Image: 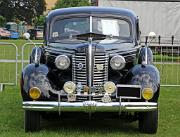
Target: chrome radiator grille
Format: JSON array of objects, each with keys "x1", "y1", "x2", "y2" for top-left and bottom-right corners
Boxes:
[{"x1": 72, "y1": 52, "x2": 108, "y2": 93}]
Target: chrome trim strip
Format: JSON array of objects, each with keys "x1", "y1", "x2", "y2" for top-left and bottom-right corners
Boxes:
[
  {"x1": 145, "y1": 46, "x2": 148, "y2": 64},
  {"x1": 88, "y1": 38, "x2": 93, "y2": 89},
  {"x1": 116, "y1": 84, "x2": 141, "y2": 88},
  {"x1": 35, "y1": 47, "x2": 38, "y2": 64},
  {"x1": 23, "y1": 101, "x2": 158, "y2": 112},
  {"x1": 90, "y1": 16, "x2": 92, "y2": 33}
]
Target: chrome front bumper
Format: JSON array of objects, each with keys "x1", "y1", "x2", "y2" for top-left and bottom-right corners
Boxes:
[{"x1": 22, "y1": 101, "x2": 158, "y2": 112}]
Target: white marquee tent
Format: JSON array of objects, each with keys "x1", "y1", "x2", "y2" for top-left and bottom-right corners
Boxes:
[{"x1": 99, "y1": 0, "x2": 180, "y2": 37}]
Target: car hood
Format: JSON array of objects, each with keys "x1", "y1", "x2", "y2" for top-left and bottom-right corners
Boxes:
[{"x1": 46, "y1": 41, "x2": 139, "y2": 56}]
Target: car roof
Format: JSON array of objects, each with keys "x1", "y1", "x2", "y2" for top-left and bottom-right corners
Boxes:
[{"x1": 47, "y1": 6, "x2": 138, "y2": 20}]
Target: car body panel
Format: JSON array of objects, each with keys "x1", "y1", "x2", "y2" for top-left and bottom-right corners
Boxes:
[{"x1": 21, "y1": 7, "x2": 160, "y2": 128}]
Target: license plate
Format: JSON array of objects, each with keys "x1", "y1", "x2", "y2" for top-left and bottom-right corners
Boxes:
[{"x1": 116, "y1": 84, "x2": 141, "y2": 98}]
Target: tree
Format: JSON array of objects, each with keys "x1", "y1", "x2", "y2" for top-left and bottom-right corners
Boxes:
[
  {"x1": 53, "y1": 0, "x2": 90, "y2": 9},
  {"x1": 34, "y1": 15, "x2": 45, "y2": 26},
  {"x1": 0, "y1": 0, "x2": 46, "y2": 24},
  {"x1": 0, "y1": 0, "x2": 15, "y2": 22},
  {"x1": 0, "y1": 15, "x2": 6, "y2": 27}
]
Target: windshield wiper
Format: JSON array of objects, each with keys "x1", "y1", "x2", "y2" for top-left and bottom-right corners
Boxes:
[
  {"x1": 51, "y1": 32, "x2": 132, "y2": 43},
  {"x1": 75, "y1": 32, "x2": 132, "y2": 41}
]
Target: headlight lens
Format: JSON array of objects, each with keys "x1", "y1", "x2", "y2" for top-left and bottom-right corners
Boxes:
[
  {"x1": 29, "y1": 87, "x2": 41, "y2": 100},
  {"x1": 110, "y1": 55, "x2": 126, "y2": 70},
  {"x1": 55, "y1": 55, "x2": 70, "y2": 70},
  {"x1": 63, "y1": 81, "x2": 76, "y2": 94},
  {"x1": 142, "y1": 88, "x2": 154, "y2": 100},
  {"x1": 104, "y1": 82, "x2": 116, "y2": 94}
]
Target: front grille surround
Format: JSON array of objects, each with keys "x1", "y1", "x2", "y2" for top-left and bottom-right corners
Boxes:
[{"x1": 72, "y1": 52, "x2": 108, "y2": 94}]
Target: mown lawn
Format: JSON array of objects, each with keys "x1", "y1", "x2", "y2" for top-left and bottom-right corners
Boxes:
[
  {"x1": 0, "y1": 86, "x2": 180, "y2": 137},
  {"x1": 0, "y1": 39, "x2": 42, "y2": 84},
  {"x1": 0, "y1": 40, "x2": 180, "y2": 136}
]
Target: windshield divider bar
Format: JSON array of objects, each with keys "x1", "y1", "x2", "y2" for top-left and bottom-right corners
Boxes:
[{"x1": 90, "y1": 16, "x2": 92, "y2": 33}]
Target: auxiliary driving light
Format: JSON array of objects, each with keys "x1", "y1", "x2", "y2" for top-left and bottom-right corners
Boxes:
[
  {"x1": 63, "y1": 81, "x2": 76, "y2": 94},
  {"x1": 29, "y1": 87, "x2": 41, "y2": 100},
  {"x1": 142, "y1": 88, "x2": 154, "y2": 100},
  {"x1": 104, "y1": 82, "x2": 116, "y2": 94},
  {"x1": 55, "y1": 55, "x2": 70, "y2": 70},
  {"x1": 110, "y1": 55, "x2": 126, "y2": 70}
]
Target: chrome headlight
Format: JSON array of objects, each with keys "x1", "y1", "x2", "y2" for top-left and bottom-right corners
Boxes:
[
  {"x1": 63, "y1": 81, "x2": 76, "y2": 94},
  {"x1": 55, "y1": 55, "x2": 70, "y2": 70},
  {"x1": 110, "y1": 55, "x2": 126, "y2": 70}
]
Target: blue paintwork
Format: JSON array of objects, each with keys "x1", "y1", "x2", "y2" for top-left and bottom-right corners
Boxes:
[
  {"x1": 21, "y1": 7, "x2": 160, "y2": 102},
  {"x1": 138, "y1": 47, "x2": 153, "y2": 64},
  {"x1": 21, "y1": 64, "x2": 50, "y2": 99},
  {"x1": 126, "y1": 64, "x2": 160, "y2": 101}
]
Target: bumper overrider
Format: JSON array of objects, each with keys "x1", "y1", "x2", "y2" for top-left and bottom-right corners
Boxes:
[{"x1": 22, "y1": 101, "x2": 157, "y2": 113}]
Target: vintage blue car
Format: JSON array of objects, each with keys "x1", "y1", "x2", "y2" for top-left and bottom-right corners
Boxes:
[{"x1": 21, "y1": 7, "x2": 160, "y2": 133}]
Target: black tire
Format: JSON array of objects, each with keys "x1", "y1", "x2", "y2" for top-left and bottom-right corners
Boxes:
[
  {"x1": 24, "y1": 110, "x2": 40, "y2": 132},
  {"x1": 139, "y1": 110, "x2": 158, "y2": 134}
]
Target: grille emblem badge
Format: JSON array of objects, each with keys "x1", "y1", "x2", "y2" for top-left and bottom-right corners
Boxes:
[
  {"x1": 102, "y1": 94, "x2": 111, "y2": 103},
  {"x1": 90, "y1": 86, "x2": 96, "y2": 93},
  {"x1": 68, "y1": 94, "x2": 76, "y2": 102},
  {"x1": 77, "y1": 63, "x2": 84, "y2": 70},
  {"x1": 83, "y1": 85, "x2": 89, "y2": 93},
  {"x1": 96, "y1": 64, "x2": 104, "y2": 71},
  {"x1": 77, "y1": 82, "x2": 83, "y2": 94},
  {"x1": 97, "y1": 82, "x2": 104, "y2": 93}
]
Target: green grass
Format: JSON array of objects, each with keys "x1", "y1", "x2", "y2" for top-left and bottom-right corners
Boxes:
[
  {"x1": 0, "y1": 39, "x2": 43, "y2": 60},
  {"x1": 154, "y1": 54, "x2": 180, "y2": 62},
  {"x1": 0, "y1": 86, "x2": 180, "y2": 137},
  {"x1": 0, "y1": 40, "x2": 180, "y2": 136},
  {"x1": 1, "y1": 39, "x2": 180, "y2": 85},
  {"x1": 0, "y1": 39, "x2": 42, "y2": 83}
]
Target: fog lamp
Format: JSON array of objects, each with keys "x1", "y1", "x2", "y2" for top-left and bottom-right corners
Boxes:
[
  {"x1": 142, "y1": 88, "x2": 154, "y2": 100},
  {"x1": 63, "y1": 81, "x2": 76, "y2": 94},
  {"x1": 104, "y1": 82, "x2": 116, "y2": 94},
  {"x1": 29, "y1": 87, "x2": 41, "y2": 100}
]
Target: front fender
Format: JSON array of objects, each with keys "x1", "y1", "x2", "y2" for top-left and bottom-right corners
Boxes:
[
  {"x1": 126, "y1": 64, "x2": 160, "y2": 101},
  {"x1": 21, "y1": 64, "x2": 51, "y2": 100}
]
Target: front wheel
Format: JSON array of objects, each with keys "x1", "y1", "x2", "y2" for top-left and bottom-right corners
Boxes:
[
  {"x1": 139, "y1": 110, "x2": 158, "y2": 134},
  {"x1": 24, "y1": 110, "x2": 40, "y2": 132}
]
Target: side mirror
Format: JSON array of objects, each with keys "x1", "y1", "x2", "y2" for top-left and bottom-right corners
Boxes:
[
  {"x1": 148, "y1": 32, "x2": 156, "y2": 41},
  {"x1": 23, "y1": 33, "x2": 30, "y2": 40}
]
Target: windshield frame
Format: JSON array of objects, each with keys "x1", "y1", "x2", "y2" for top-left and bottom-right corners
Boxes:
[{"x1": 48, "y1": 13, "x2": 134, "y2": 44}]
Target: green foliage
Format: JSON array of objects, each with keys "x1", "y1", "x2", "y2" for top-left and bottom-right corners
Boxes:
[
  {"x1": 34, "y1": 15, "x2": 45, "y2": 26},
  {"x1": 54, "y1": 0, "x2": 90, "y2": 9},
  {"x1": 0, "y1": 15, "x2": 6, "y2": 27},
  {"x1": 0, "y1": 0, "x2": 46, "y2": 24}
]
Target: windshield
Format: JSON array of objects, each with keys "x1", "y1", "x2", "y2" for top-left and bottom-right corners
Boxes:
[{"x1": 50, "y1": 16, "x2": 131, "y2": 43}]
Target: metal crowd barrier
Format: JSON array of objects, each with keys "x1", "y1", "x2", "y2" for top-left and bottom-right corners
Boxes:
[{"x1": 0, "y1": 42, "x2": 18, "y2": 91}]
